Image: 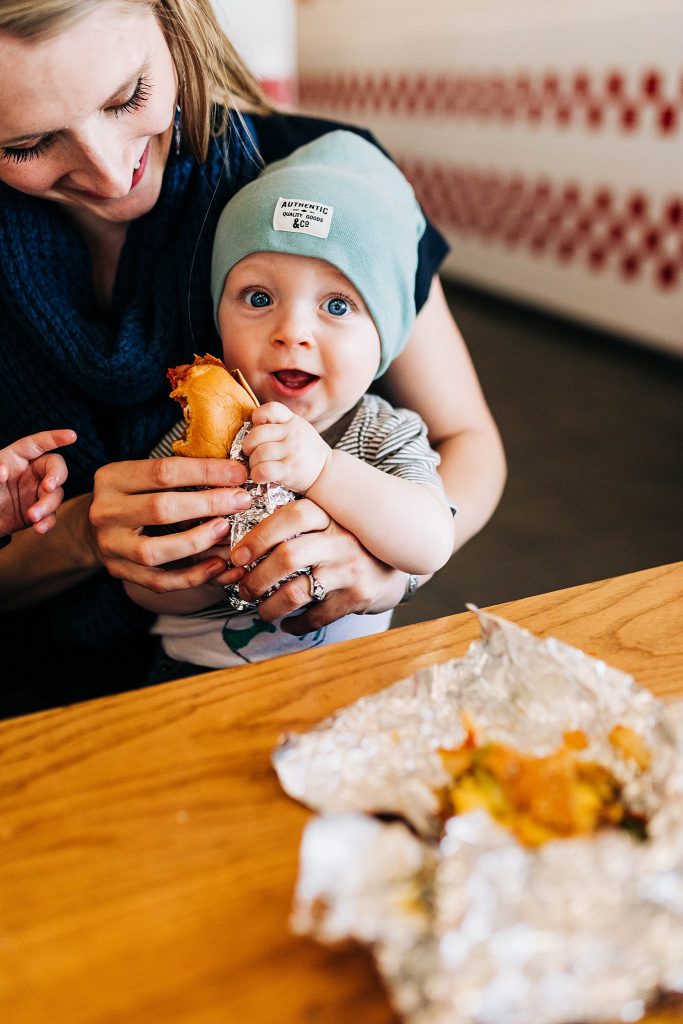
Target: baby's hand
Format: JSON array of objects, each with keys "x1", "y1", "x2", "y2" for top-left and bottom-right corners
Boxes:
[
  {"x1": 0, "y1": 429, "x2": 77, "y2": 536},
  {"x1": 242, "y1": 403, "x2": 330, "y2": 494}
]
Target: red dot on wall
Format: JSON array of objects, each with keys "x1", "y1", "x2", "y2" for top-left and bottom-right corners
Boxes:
[
  {"x1": 658, "y1": 104, "x2": 677, "y2": 134},
  {"x1": 620, "y1": 105, "x2": 639, "y2": 131},
  {"x1": 586, "y1": 104, "x2": 603, "y2": 129},
  {"x1": 666, "y1": 199, "x2": 683, "y2": 227},
  {"x1": 588, "y1": 246, "x2": 607, "y2": 270},
  {"x1": 644, "y1": 228, "x2": 661, "y2": 252},
  {"x1": 642, "y1": 70, "x2": 661, "y2": 99},
  {"x1": 606, "y1": 71, "x2": 624, "y2": 98},
  {"x1": 557, "y1": 238, "x2": 576, "y2": 261},
  {"x1": 656, "y1": 260, "x2": 679, "y2": 289},
  {"x1": 543, "y1": 73, "x2": 558, "y2": 94},
  {"x1": 629, "y1": 193, "x2": 648, "y2": 219},
  {"x1": 573, "y1": 71, "x2": 590, "y2": 97},
  {"x1": 620, "y1": 252, "x2": 641, "y2": 279},
  {"x1": 530, "y1": 232, "x2": 548, "y2": 254},
  {"x1": 593, "y1": 187, "x2": 613, "y2": 213},
  {"x1": 609, "y1": 221, "x2": 625, "y2": 243}
]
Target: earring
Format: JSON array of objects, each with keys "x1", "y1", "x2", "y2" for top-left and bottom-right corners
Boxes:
[{"x1": 174, "y1": 103, "x2": 182, "y2": 156}]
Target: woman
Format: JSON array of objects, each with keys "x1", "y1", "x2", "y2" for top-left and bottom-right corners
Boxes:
[{"x1": 0, "y1": 0, "x2": 505, "y2": 707}]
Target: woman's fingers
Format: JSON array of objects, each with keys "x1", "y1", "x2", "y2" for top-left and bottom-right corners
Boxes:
[
  {"x1": 111, "y1": 555, "x2": 232, "y2": 595},
  {"x1": 231, "y1": 498, "x2": 330, "y2": 566},
  {"x1": 91, "y1": 481, "x2": 250, "y2": 531},
  {"x1": 94, "y1": 456, "x2": 248, "y2": 499},
  {"x1": 99, "y1": 516, "x2": 234, "y2": 575}
]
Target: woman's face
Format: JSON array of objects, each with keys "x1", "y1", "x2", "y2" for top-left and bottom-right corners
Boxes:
[{"x1": 0, "y1": 1, "x2": 177, "y2": 225}]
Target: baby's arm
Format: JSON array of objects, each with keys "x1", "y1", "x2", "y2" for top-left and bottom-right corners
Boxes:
[{"x1": 243, "y1": 403, "x2": 454, "y2": 575}]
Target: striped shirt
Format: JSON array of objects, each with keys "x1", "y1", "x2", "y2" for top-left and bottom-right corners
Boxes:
[{"x1": 150, "y1": 394, "x2": 450, "y2": 669}]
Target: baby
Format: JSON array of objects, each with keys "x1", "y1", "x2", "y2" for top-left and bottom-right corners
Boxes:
[{"x1": 127, "y1": 131, "x2": 455, "y2": 674}]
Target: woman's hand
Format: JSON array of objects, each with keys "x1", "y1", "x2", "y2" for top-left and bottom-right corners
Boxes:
[
  {"x1": 89, "y1": 456, "x2": 251, "y2": 593},
  {"x1": 218, "y1": 498, "x2": 407, "y2": 635},
  {"x1": 0, "y1": 429, "x2": 77, "y2": 536}
]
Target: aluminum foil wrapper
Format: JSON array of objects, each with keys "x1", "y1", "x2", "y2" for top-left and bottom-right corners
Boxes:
[
  {"x1": 274, "y1": 609, "x2": 683, "y2": 1024},
  {"x1": 223, "y1": 422, "x2": 311, "y2": 612}
]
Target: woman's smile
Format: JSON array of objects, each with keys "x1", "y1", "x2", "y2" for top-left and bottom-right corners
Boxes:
[{"x1": 0, "y1": 2, "x2": 177, "y2": 224}]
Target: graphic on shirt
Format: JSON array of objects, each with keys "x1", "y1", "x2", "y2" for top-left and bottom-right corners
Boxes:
[{"x1": 222, "y1": 613, "x2": 328, "y2": 663}]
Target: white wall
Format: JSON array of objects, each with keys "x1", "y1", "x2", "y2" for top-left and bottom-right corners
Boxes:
[
  {"x1": 212, "y1": 0, "x2": 297, "y2": 105},
  {"x1": 297, "y1": 0, "x2": 683, "y2": 355}
]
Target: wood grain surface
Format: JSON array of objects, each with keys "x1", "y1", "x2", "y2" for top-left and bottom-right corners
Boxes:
[{"x1": 0, "y1": 562, "x2": 682, "y2": 1024}]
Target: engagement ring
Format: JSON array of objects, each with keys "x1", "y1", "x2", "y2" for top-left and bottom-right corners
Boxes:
[{"x1": 308, "y1": 572, "x2": 327, "y2": 602}]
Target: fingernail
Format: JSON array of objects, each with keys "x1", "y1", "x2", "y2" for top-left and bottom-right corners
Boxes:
[
  {"x1": 234, "y1": 493, "x2": 251, "y2": 511},
  {"x1": 206, "y1": 559, "x2": 226, "y2": 577},
  {"x1": 212, "y1": 518, "x2": 231, "y2": 537},
  {"x1": 231, "y1": 546, "x2": 250, "y2": 566}
]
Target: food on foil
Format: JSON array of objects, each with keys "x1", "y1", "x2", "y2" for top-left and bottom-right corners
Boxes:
[
  {"x1": 167, "y1": 352, "x2": 258, "y2": 458},
  {"x1": 438, "y1": 720, "x2": 648, "y2": 847},
  {"x1": 274, "y1": 610, "x2": 683, "y2": 1024}
]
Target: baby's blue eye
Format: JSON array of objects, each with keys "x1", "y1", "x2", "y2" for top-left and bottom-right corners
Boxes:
[
  {"x1": 326, "y1": 297, "x2": 348, "y2": 316},
  {"x1": 246, "y1": 290, "x2": 271, "y2": 308}
]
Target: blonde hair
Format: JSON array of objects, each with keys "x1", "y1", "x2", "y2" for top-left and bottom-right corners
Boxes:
[{"x1": 0, "y1": 0, "x2": 273, "y2": 161}]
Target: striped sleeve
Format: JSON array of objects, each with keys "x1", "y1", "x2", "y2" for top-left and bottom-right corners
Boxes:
[{"x1": 335, "y1": 394, "x2": 442, "y2": 489}]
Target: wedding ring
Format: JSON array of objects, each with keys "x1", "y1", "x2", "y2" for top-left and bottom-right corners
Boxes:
[{"x1": 308, "y1": 572, "x2": 327, "y2": 602}]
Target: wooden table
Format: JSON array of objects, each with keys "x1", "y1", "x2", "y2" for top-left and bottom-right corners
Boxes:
[{"x1": 1, "y1": 562, "x2": 682, "y2": 1024}]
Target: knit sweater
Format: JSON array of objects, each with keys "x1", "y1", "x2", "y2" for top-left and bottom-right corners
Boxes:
[{"x1": 0, "y1": 111, "x2": 447, "y2": 659}]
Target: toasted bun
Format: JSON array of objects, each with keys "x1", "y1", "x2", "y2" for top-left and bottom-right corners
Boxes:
[{"x1": 167, "y1": 354, "x2": 258, "y2": 458}]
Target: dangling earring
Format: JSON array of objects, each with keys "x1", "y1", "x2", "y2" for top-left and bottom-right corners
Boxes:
[{"x1": 174, "y1": 103, "x2": 182, "y2": 156}]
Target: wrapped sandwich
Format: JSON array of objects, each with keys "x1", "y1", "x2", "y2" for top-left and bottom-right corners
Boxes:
[{"x1": 166, "y1": 353, "x2": 303, "y2": 612}]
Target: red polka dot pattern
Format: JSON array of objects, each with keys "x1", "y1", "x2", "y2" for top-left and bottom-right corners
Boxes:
[
  {"x1": 399, "y1": 159, "x2": 683, "y2": 290},
  {"x1": 299, "y1": 68, "x2": 682, "y2": 135}
]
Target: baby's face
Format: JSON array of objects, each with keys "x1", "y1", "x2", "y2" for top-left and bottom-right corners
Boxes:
[{"x1": 217, "y1": 252, "x2": 380, "y2": 433}]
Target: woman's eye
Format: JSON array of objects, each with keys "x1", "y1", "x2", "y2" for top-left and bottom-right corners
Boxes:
[
  {"x1": 326, "y1": 297, "x2": 349, "y2": 316},
  {"x1": 244, "y1": 290, "x2": 272, "y2": 308},
  {"x1": 109, "y1": 75, "x2": 152, "y2": 119},
  {"x1": 1, "y1": 135, "x2": 55, "y2": 164}
]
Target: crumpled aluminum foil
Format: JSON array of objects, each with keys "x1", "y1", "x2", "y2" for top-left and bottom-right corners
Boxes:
[
  {"x1": 223, "y1": 422, "x2": 312, "y2": 612},
  {"x1": 273, "y1": 609, "x2": 683, "y2": 1024}
]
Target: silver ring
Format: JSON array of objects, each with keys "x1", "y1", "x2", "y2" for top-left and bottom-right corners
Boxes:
[{"x1": 308, "y1": 572, "x2": 327, "y2": 602}]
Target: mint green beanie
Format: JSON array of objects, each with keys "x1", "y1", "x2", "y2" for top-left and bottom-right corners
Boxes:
[{"x1": 211, "y1": 130, "x2": 426, "y2": 378}]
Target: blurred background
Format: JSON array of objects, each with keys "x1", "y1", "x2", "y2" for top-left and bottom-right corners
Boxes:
[{"x1": 216, "y1": 0, "x2": 682, "y2": 625}]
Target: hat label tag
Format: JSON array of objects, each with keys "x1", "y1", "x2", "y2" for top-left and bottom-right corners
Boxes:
[{"x1": 273, "y1": 197, "x2": 333, "y2": 239}]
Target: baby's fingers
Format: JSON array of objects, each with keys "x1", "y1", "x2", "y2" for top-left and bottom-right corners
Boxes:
[
  {"x1": 241, "y1": 422, "x2": 287, "y2": 457},
  {"x1": 250, "y1": 402, "x2": 294, "y2": 427},
  {"x1": 38, "y1": 452, "x2": 70, "y2": 492}
]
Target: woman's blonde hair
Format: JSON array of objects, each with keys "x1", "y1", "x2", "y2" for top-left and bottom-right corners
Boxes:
[{"x1": 0, "y1": 0, "x2": 273, "y2": 161}]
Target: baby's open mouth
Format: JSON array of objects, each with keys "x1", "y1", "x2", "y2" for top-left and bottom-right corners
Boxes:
[{"x1": 272, "y1": 370, "x2": 319, "y2": 390}]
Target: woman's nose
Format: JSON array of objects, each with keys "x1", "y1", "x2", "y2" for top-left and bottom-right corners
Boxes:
[{"x1": 66, "y1": 128, "x2": 133, "y2": 198}]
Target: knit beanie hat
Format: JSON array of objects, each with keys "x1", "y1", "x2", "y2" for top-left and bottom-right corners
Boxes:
[{"x1": 211, "y1": 130, "x2": 426, "y2": 378}]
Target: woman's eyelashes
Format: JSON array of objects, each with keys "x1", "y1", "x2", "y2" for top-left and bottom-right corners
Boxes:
[
  {"x1": 109, "y1": 75, "x2": 152, "y2": 119},
  {"x1": 0, "y1": 75, "x2": 153, "y2": 163},
  {"x1": 0, "y1": 135, "x2": 56, "y2": 164}
]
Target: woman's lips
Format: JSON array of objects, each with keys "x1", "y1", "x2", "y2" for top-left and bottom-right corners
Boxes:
[
  {"x1": 270, "y1": 369, "x2": 319, "y2": 396},
  {"x1": 131, "y1": 142, "x2": 149, "y2": 188}
]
